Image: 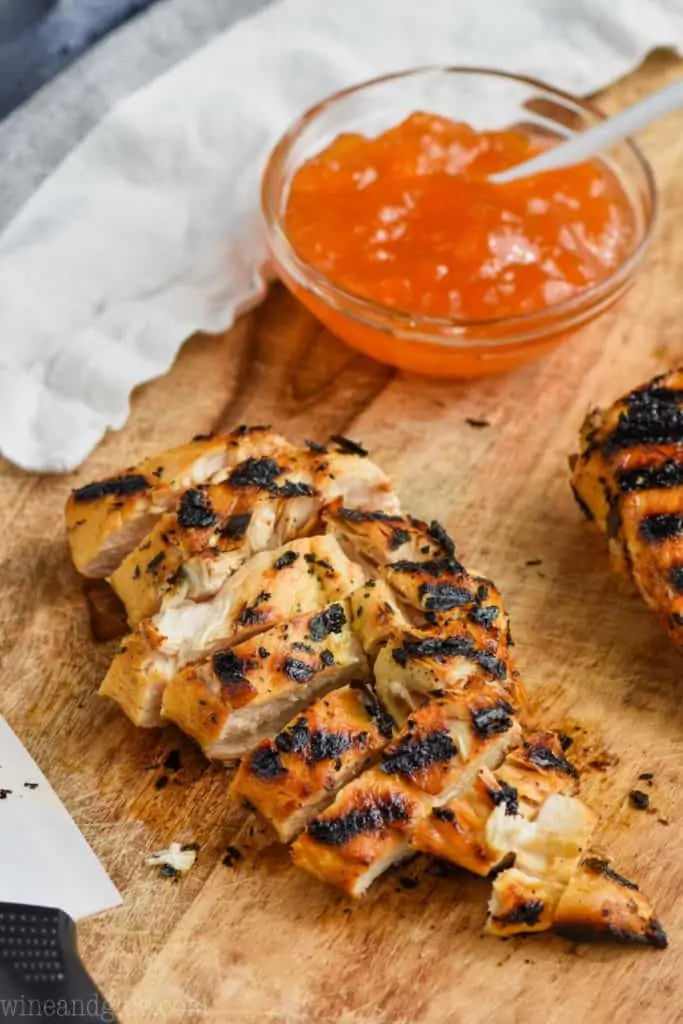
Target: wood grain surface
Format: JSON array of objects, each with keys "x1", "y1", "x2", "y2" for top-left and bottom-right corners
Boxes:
[{"x1": 2, "y1": 52, "x2": 683, "y2": 1024}]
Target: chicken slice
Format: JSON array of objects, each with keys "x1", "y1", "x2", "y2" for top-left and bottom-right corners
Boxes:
[
  {"x1": 65, "y1": 426, "x2": 287, "y2": 577},
  {"x1": 309, "y1": 436, "x2": 400, "y2": 513},
  {"x1": 291, "y1": 686, "x2": 521, "y2": 896},
  {"x1": 488, "y1": 848, "x2": 666, "y2": 948},
  {"x1": 373, "y1": 626, "x2": 516, "y2": 724},
  {"x1": 571, "y1": 368, "x2": 683, "y2": 645},
  {"x1": 383, "y1": 558, "x2": 512, "y2": 658},
  {"x1": 411, "y1": 732, "x2": 579, "y2": 876},
  {"x1": 162, "y1": 601, "x2": 367, "y2": 760},
  {"x1": 486, "y1": 793, "x2": 598, "y2": 937},
  {"x1": 324, "y1": 504, "x2": 455, "y2": 572},
  {"x1": 348, "y1": 578, "x2": 410, "y2": 658},
  {"x1": 110, "y1": 449, "x2": 402, "y2": 627},
  {"x1": 230, "y1": 683, "x2": 396, "y2": 840},
  {"x1": 553, "y1": 856, "x2": 668, "y2": 948},
  {"x1": 109, "y1": 453, "x2": 318, "y2": 626},
  {"x1": 100, "y1": 535, "x2": 365, "y2": 728}
]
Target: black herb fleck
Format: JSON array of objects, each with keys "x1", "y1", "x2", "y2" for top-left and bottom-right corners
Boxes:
[
  {"x1": 273, "y1": 550, "x2": 299, "y2": 570},
  {"x1": 432, "y1": 806, "x2": 455, "y2": 823},
  {"x1": 582, "y1": 857, "x2": 639, "y2": 891},
  {"x1": 330, "y1": 434, "x2": 368, "y2": 457},
  {"x1": 163, "y1": 750, "x2": 182, "y2": 772},
  {"x1": 223, "y1": 846, "x2": 243, "y2": 868},
  {"x1": 219, "y1": 512, "x2": 252, "y2": 539}
]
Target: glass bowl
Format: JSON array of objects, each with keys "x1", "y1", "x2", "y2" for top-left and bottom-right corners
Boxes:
[{"x1": 261, "y1": 67, "x2": 656, "y2": 378}]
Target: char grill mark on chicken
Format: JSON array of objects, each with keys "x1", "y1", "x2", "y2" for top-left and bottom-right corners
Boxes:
[{"x1": 571, "y1": 368, "x2": 683, "y2": 645}]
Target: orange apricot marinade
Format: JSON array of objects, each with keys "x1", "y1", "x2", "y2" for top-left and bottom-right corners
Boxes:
[{"x1": 284, "y1": 113, "x2": 637, "y2": 321}]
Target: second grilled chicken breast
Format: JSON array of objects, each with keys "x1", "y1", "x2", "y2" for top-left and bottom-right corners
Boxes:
[
  {"x1": 100, "y1": 535, "x2": 365, "y2": 727},
  {"x1": 571, "y1": 368, "x2": 683, "y2": 647}
]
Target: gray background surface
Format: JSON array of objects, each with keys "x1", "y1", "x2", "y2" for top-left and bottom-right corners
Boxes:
[{"x1": 0, "y1": 0, "x2": 271, "y2": 230}]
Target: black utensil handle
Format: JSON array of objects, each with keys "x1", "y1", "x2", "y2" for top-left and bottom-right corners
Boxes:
[{"x1": 0, "y1": 902, "x2": 117, "y2": 1022}]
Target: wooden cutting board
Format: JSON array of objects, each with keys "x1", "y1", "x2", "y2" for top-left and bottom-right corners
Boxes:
[{"x1": 2, "y1": 51, "x2": 683, "y2": 1024}]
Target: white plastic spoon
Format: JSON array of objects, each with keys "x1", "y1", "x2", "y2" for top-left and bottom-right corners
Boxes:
[{"x1": 491, "y1": 76, "x2": 683, "y2": 184}]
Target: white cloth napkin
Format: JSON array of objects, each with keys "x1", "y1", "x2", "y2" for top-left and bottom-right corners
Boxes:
[{"x1": 1, "y1": 0, "x2": 682, "y2": 472}]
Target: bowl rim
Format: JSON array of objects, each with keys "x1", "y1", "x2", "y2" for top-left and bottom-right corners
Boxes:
[{"x1": 261, "y1": 64, "x2": 657, "y2": 338}]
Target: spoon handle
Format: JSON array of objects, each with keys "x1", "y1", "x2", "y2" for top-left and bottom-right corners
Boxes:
[{"x1": 492, "y1": 76, "x2": 683, "y2": 184}]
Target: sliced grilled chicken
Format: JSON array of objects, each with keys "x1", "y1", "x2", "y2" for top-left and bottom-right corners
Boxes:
[
  {"x1": 100, "y1": 535, "x2": 365, "y2": 727},
  {"x1": 308, "y1": 436, "x2": 400, "y2": 513},
  {"x1": 230, "y1": 683, "x2": 396, "y2": 840},
  {"x1": 553, "y1": 856, "x2": 667, "y2": 948},
  {"x1": 291, "y1": 686, "x2": 522, "y2": 896},
  {"x1": 348, "y1": 578, "x2": 410, "y2": 658},
  {"x1": 162, "y1": 601, "x2": 367, "y2": 760},
  {"x1": 65, "y1": 427, "x2": 287, "y2": 577},
  {"x1": 412, "y1": 732, "x2": 579, "y2": 876},
  {"x1": 373, "y1": 626, "x2": 516, "y2": 725},
  {"x1": 383, "y1": 557, "x2": 511, "y2": 653},
  {"x1": 324, "y1": 504, "x2": 455, "y2": 572},
  {"x1": 571, "y1": 369, "x2": 683, "y2": 645},
  {"x1": 109, "y1": 453, "x2": 319, "y2": 626},
  {"x1": 488, "y1": 847, "x2": 667, "y2": 948}
]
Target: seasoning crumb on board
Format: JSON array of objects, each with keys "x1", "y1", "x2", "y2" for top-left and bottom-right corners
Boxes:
[
  {"x1": 629, "y1": 789, "x2": 650, "y2": 810},
  {"x1": 465, "y1": 417, "x2": 491, "y2": 428},
  {"x1": 222, "y1": 845, "x2": 243, "y2": 868}
]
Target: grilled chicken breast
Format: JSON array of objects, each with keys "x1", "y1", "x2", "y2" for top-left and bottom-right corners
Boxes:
[
  {"x1": 231, "y1": 683, "x2": 396, "y2": 840},
  {"x1": 65, "y1": 427, "x2": 287, "y2": 577},
  {"x1": 100, "y1": 535, "x2": 365, "y2": 727},
  {"x1": 291, "y1": 686, "x2": 521, "y2": 896},
  {"x1": 571, "y1": 369, "x2": 683, "y2": 645},
  {"x1": 65, "y1": 425, "x2": 666, "y2": 947}
]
